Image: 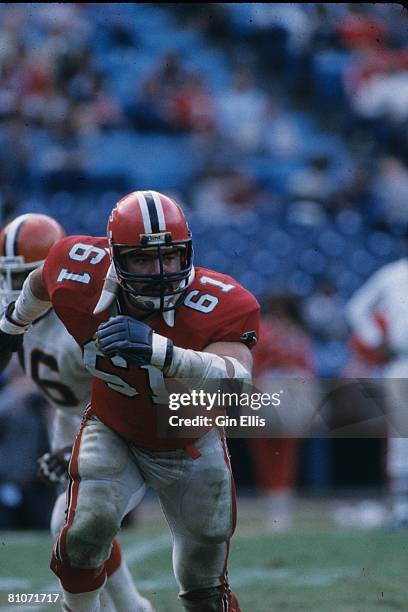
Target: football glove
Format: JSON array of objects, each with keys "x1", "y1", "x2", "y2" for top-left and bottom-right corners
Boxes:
[
  {"x1": 96, "y1": 315, "x2": 173, "y2": 369},
  {"x1": 37, "y1": 446, "x2": 72, "y2": 484}
]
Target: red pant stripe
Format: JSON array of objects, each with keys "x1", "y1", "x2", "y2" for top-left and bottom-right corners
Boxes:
[
  {"x1": 220, "y1": 432, "x2": 237, "y2": 534},
  {"x1": 218, "y1": 431, "x2": 241, "y2": 611},
  {"x1": 219, "y1": 432, "x2": 234, "y2": 584}
]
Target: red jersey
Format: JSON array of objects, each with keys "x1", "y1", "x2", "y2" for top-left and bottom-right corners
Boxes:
[{"x1": 42, "y1": 235, "x2": 260, "y2": 450}]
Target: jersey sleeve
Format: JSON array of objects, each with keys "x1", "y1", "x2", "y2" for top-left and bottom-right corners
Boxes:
[
  {"x1": 42, "y1": 236, "x2": 109, "y2": 345},
  {"x1": 209, "y1": 297, "x2": 260, "y2": 346},
  {"x1": 195, "y1": 270, "x2": 260, "y2": 348}
]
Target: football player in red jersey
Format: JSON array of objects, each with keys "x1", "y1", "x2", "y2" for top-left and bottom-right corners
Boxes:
[
  {"x1": 0, "y1": 213, "x2": 152, "y2": 612},
  {"x1": 0, "y1": 191, "x2": 260, "y2": 612}
]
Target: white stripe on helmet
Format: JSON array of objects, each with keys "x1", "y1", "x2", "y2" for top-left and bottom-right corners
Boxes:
[
  {"x1": 136, "y1": 191, "x2": 152, "y2": 233},
  {"x1": 4, "y1": 213, "x2": 33, "y2": 257}
]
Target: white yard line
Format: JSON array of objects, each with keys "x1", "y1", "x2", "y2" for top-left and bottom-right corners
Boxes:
[
  {"x1": 230, "y1": 566, "x2": 357, "y2": 588},
  {"x1": 0, "y1": 579, "x2": 31, "y2": 590},
  {"x1": 123, "y1": 533, "x2": 171, "y2": 565},
  {"x1": 0, "y1": 534, "x2": 48, "y2": 546},
  {"x1": 108, "y1": 566, "x2": 358, "y2": 592}
]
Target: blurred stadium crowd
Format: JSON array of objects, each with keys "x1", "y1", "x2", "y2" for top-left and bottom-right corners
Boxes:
[{"x1": 0, "y1": 3, "x2": 407, "y2": 527}]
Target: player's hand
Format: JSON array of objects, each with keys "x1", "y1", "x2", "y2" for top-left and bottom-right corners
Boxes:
[
  {"x1": 96, "y1": 315, "x2": 173, "y2": 368},
  {"x1": 37, "y1": 446, "x2": 72, "y2": 484},
  {"x1": 0, "y1": 303, "x2": 25, "y2": 353}
]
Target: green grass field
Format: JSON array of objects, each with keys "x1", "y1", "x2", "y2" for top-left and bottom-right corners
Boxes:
[{"x1": 1, "y1": 496, "x2": 407, "y2": 612}]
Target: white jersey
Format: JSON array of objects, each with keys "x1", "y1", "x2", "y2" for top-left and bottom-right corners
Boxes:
[
  {"x1": 21, "y1": 308, "x2": 91, "y2": 450},
  {"x1": 346, "y1": 258, "x2": 408, "y2": 375}
]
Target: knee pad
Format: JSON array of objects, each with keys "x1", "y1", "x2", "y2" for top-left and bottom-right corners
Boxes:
[
  {"x1": 188, "y1": 523, "x2": 233, "y2": 546},
  {"x1": 65, "y1": 499, "x2": 119, "y2": 568}
]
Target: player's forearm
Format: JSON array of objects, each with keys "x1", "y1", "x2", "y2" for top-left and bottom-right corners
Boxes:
[
  {"x1": 30, "y1": 266, "x2": 50, "y2": 301},
  {"x1": 153, "y1": 338, "x2": 253, "y2": 383},
  {"x1": 162, "y1": 346, "x2": 252, "y2": 383}
]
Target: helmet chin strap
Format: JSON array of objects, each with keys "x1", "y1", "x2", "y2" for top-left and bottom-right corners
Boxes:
[
  {"x1": 128, "y1": 293, "x2": 176, "y2": 326},
  {"x1": 94, "y1": 265, "x2": 196, "y2": 327},
  {"x1": 127, "y1": 267, "x2": 196, "y2": 327}
]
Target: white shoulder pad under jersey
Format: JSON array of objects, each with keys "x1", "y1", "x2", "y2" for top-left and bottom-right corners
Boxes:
[
  {"x1": 22, "y1": 309, "x2": 91, "y2": 416},
  {"x1": 346, "y1": 258, "x2": 408, "y2": 352}
]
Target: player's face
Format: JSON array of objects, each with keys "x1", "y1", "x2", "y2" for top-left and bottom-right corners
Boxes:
[
  {"x1": 123, "y1": 248, "x2": 181, "y2": 295},
  {"x1": 0, "y1": 270, "x2": 28, "y2": 290}
]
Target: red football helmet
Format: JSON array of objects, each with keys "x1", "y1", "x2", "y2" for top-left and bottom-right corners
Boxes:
[
  {"x1": 0, "y1": 213, "x2": 65, "y2": 306},
  {"x1": 108, "y1": 190, "x2": 194, "y2": 312}
]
